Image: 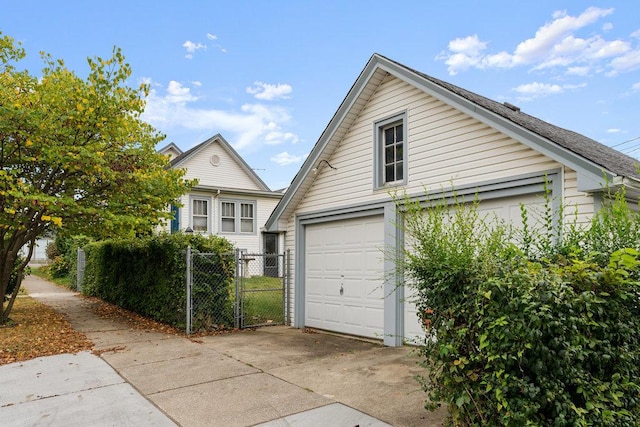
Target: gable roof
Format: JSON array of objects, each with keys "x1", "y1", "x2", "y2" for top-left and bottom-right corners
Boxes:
[
  {"x1": 158, "y1": 142, "x2": 183, "y2": 157},
  {"x1": 265, "y1": 53, "x2": 640, "y2": 231},
  {"x1": 171, "y1": 134, "x2": 272, "y2": 192}
]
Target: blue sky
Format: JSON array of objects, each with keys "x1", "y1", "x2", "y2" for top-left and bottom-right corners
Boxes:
[{"x1": 3, "y1": 1, "x2": 640, "y2": 190}]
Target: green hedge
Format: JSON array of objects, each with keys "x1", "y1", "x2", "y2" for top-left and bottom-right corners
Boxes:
[
  {"x1": 402, "y1": 189, "x2": 640, "y2": 426},
  {"x1": 81, "y1": 233, "x2": 234, "y2": 329}
]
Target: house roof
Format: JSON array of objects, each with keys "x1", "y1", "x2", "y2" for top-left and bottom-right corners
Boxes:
[
  {"x1": 264, "y1": 53, "x2": 640, "y2": 231},
  {"x1": 170, "y1": 134, "x2": 272, "y2": 192},
  {"x1": 158, "y1": 142, "x2": 183, "y2": 157},
  {"x1": 390, "y1": 57, "x2": 640, "y2": 181}
]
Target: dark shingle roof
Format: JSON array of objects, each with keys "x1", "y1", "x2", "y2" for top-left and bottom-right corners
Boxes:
[{"x1": 382, "y1": 55, "x2": 640, "y2": 180}]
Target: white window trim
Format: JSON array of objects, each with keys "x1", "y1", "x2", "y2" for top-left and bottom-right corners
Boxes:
[
  {"x1": 373, "y1": 111, "x2": 407, "y2": 189},
  {"x1": 219, "y1": 199, "x2": 257, "y2": 235},
  {"x1": 189, "y1": 195, "x2": 212, "y2": 234}
]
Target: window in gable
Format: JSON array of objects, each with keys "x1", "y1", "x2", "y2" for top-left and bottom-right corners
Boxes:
[{"x1": 375, "y1": 112, "x2": 407, "y2": 188}]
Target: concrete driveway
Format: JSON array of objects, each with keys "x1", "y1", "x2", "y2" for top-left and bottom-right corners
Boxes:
[{"x1": 7, "y1": 276, "x2": 447, "y2": 426}]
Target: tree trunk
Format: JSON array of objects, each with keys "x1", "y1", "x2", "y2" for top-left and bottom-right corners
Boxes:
[{"x1": 1, "y1": 238, "x2": 34, "y2": 324}]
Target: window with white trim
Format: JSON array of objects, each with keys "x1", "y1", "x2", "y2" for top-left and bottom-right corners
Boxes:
[
  {"x1": 221, "y1": 201, "x2": 235, "y2": 232},
  {"x1": 374, "y1": 113, "x2": 407, "y2": 188},
  {"x1": 191, "y1": 197, "x2": 210, "y2": 233},
  {"x1": 220, "y1": 200, "x2": 256, "y2": 234}
]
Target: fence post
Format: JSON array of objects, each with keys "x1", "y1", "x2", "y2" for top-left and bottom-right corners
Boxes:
[
  {"x1": 76, "y1": 247, "x2": 85, "y2": 292},
  {"x1": 234, "y1": 248, "x2": 241, "y2": 329},
  {"x1": 286, "y1": 249, "x2": 291, "y2": 326},
  {"x1": 186, "y1": 245, "x2": 192, "y2": 335}
]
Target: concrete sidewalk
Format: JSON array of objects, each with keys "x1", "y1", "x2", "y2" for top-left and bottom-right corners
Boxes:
[{"x1": 3, "y1": 275, "x2": 446, "y2": 426}]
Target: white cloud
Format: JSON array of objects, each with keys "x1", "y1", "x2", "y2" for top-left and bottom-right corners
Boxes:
[
  {"x1": 142, "y1": 79, "x2": 298, "y2": 152},
  {"x1": 512, "y1": 7, "x2": 614, "y2": 64},
  {"x1": 246, "y1": 82, "x2": 293, "y2": 101},
  {"x1": 270, "y1": 152, "x2": 305, "y2": 166},
  {"x1": 607, "y1": 128, "x2": 621, "y2": 133},
  {"x1": 566, "y1": 66, "x2": 590, "y2": 76},
  {"x1": 603, "y1": 22, "x2": 613, "y2": 32},
  {"x1": 449, "y1": 34, "x2": 487, "y2": 55},
  {"x1": 435, "y1": 35, "x2": 488, "y2": 74},
  {"x1": 165, "y1": 81, "x2": 198, "y2": 104},
  {"x1": 514, "y1": 82, "x2": 564, "y2": 96},
  {"x1": 607, "y1": 49, "x2": 640, "y2": 76},
  {"x1": 633, "y1": 82, "x2": 640, "y2": 90},
  {"x1": 191, "y1": 80, "x2": 202, "y2": 87},
  {"x1": 513, "y1": 81, "x2": 586, "y2": 100},
  {"x1": 182, "y1": 40, "x2": 206, "y2": 59},
  {"x1": 437, "y1": 7, "x2": 639, "y2": 76},
  {"x1": 205, "y1": 33, "x2": 227, "y2": 52}
]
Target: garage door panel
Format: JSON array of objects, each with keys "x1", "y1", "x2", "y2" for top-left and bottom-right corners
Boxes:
[
  {"x1": 404, "y1": 193, "x2": 546, "y2": 343},
  {"x1": 305, "y1": 215, "x2": 385, "y2": 339},
  {"x1": 365, "y1": 283, "x2": 384, "y2": 300}
]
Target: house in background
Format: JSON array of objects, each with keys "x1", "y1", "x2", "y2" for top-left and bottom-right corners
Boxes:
[
  {"x1": 158, "y1": 142, "x2": 183, "y2": 161},
  {"x1": 264, "y1": 53, "x2": 640, "y2": 347},
  {"x1": 159, "y1": 135, "x2": 284, "y2": 263}
]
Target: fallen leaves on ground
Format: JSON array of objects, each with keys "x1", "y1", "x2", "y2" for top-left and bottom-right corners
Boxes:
[
  {"x1": 0, "y1": 296, "x2": 93, "y2": 365},
  {"x1": 83, "y1": 296, "x2": 183, "y2": 335}
]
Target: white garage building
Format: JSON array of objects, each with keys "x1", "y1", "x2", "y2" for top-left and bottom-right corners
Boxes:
[{"x1": 264, "y1": 54, "x2": 640, "y2": 346}]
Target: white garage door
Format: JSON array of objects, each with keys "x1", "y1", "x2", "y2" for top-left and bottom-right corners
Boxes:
[
  {"x1": 305, "y1": 215, "x2": 385, "y2": 338},
  {"x1": 404, "y1": 192, "x2": 546, "y2": 343}
]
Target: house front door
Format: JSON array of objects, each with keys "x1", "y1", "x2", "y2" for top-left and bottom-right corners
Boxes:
[{"x1": 263, "y1": 233, "x2": 279, "y2": 277}]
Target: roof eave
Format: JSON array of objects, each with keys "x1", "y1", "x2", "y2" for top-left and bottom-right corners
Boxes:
[
  {"x1": 171, "y1": 134, "x2": 272, "y2": 192},
  {"x1": 265, "y1": 55, "x2": 387, "y2": 231},
  {"x1": 375, "y1": 57, "x2": 617, "y2": 193}
]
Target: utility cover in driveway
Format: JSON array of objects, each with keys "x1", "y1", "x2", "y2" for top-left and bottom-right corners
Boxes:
[{"x1": 305, "y1": 215, "x2": 385, "y2": 339}]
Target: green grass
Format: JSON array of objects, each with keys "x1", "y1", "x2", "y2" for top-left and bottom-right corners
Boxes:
[
  {"x1": 242, "y1": 275, "x2": 283, "y2": 290},
  {"x1": 30, "y1": 266, "x2": 72, "y2": 288},
  {"x1": 240, "y1": 275, "x2": 284, "y2": 326}
]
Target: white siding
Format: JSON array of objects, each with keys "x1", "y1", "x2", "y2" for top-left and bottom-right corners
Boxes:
[
  {"x1": 296, "y1": 75, "x2": 562, "y2": 213},
  {"x1": 282, "y1": 74, "x2": 602, "y2": 331},
  {"x1": 220, "y1": 196, "x2": 281, "y2": 253},
  {"x1": 563, "y1": 168, "x2": 595, "y2": 224},
  {"x1": 180, "y1": 144, "x2": 263, "y2": 190},
  {"x1": 171, "y1": 192, "x2": 280, "y2": 253}
]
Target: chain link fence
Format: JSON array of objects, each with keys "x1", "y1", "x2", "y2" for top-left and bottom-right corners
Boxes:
[
  {"x1": 186, "y1": 248, "x2": 289, "y2": 335},
  {"x1": 237, "y1": 253, "x2": 287, "y2": 328}
]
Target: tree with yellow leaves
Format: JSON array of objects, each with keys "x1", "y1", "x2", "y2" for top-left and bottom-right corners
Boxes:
[{"x1": 0, "y1": 33, "x2": 195, "y2": 322}]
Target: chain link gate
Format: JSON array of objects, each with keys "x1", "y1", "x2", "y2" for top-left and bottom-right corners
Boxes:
[
  {"x1": 236, "y1": 251, "x2": 288, "y2": 329},
  {"x1": 186, "y1": 247, "x2": 289, "y2": 335}
]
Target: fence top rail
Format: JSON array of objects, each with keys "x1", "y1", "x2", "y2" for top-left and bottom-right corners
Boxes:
[
  {"x1": 239, "y1": 253, "x2": 285, "y2": 257},
  {"x1": 193, "y1": 252, "x2": 235, "y2": 256}
]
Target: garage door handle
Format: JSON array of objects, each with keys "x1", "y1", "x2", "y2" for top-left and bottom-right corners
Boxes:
[{"x1": 340, "y1": 284, "x2": 344, "y2": 296}]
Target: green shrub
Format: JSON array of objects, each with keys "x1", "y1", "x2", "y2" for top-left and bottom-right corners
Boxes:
[
  {"x1": 46, "y1": 235, "x2": 93, "y2": 286},
  {"x1": 402, "y1": 189, "x2": 640, "y2": 426},
  {"x1": 81, "y1": 233, "x2": 234, "y2": 330},
  {"x1": 48, "y1": 255, "x2": 69, "y2": 279}
]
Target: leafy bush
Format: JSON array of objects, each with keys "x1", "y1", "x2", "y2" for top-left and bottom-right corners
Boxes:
[
  {"x1": 402, "y1": 189, "x2": 640, "y2": 426},
  {"x1": 46, "y1": 235, "x2": 93, "y2": 284},
  {"x1": 81, "y1": 233, "x2": 234, "y2": 329},
  {"x1": 48, "y1": 255, "x2": 69, "y2": 279},
  {"x1": 45, "y1": 241, "x2": 60, "y2": 261}
]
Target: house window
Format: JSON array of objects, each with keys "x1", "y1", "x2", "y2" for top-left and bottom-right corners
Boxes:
[
  {"x1": 240, "y1": 203, "x2": 254, "y2": 232},
  {"x1": 191, "y1": 197, "x2": 210, "y2": 233},
  {"x1": 220, "y1": 200, "x2": 256, "y2": 234},
  {"x1": 221, "y1": 202, "x2": 236, "y2": 232},
  {"x1": 375, "y1": 113, "x2": 407, "y2": 188}
]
